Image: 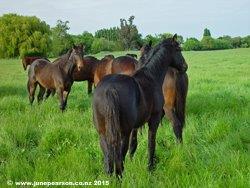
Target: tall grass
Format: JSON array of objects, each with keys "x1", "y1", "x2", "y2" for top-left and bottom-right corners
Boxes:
[{"x1": 0, "y1": 49, "x2": 249, "y2": 187}]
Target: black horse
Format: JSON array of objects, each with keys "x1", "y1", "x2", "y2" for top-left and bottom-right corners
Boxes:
[
  {"x1": 137, "y1": 40, "x2": 189, "y2": 143},
  {"x1": 93, "y1": 35, "x2": 188, "y2": 177}
]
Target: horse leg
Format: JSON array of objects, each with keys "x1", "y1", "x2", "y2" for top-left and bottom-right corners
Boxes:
[
  {"x1": 121, "y1": 134, "x2": 130, "y2": 162},
  {"x1": 87, "y1": 81, "x2": 92, "y2": 94},
  {"x1": 57, "y1": 88, "x2": 65, "y2": 111},
  {"x1": 129, "y1": 129, "x2": 138, "y2": 159},
  {"x1": 44, "y1": 89, "x2": 51, "y2": 99},
  {"x1": 148, "y1": 115, "x2": 161, "y2": 171},
  {"x1": 100, "y1": 134, "x2": 114, "y2": 175},
  {"x1": 27, "y1": 79, "x2": 37, "y2": 105},
  {"x1": 164, "y1": 105, "x2": 183, "y2": 143},
  {"x1": 37, "y1": 84, "x2": 46, "y2": 103}
]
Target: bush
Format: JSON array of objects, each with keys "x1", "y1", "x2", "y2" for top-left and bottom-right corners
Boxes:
[
  {"x1": 183, "y1": 38, "x2": 202, "y2": 51},
  {"x1": 0, "y1": 14, "x2": 51, "y2": 58},
  {"x1": 201, "y1": 36, "x2": 217, "y2": 50},
  {"x1": 214, "y1": 39, "x2": 232, "y2": 50},
  {"x1": 91, "y1": 38, "x2": 120, "y2": 54}
]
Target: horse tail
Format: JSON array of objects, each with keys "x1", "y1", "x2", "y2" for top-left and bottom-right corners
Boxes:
[
  {"x1": 105, "y1": 88, "x2": 122, "y2": 175},
  {"x1": 175, "y1": 72, "x2": 188, "y2": 128}
]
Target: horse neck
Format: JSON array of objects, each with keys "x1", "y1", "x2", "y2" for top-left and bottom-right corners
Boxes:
[
  {"x1": 58, "y1": 52, "x2": 75, "y2": 77},
  {"x1": 64, "y1": 55, "x2": 76, "y2": 76},
  {"x1": 134, "y1": 50, "x2": 171, "y2": 88}
]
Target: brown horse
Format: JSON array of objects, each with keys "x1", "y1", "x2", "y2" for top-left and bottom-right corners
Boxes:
[
  {"x1": 93, "y1": 35, "x2": 188, "y2": 177},
  {"x1": 73, "y1": 56, "x2": 100, "y2": 94},
  {"x1": 94, "y1": 55, "x2": 138, "y2": 87},
  {"x1": 112, "y1": 56, "x2": 138, "y2": 75},
  {"x1": 27, "y1": 44, "x2": 84, "y2": 111},
  {"x1": 93, "y1": 55, "x2": 114, "y2": 87},
  {"x1": 136, "y1": 41, "x2": 189, "y2": 143},
  {"x1": 22, "y1": 56, "x2": 49, "y2": 70}
]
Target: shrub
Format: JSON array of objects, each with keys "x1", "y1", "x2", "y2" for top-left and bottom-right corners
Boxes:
[
  {"x1": 183, "y1": 38, "x2": 202, "y2": 51},
  {"x1": 91, "y1": 38, "x2": 119, "y2": 54}
]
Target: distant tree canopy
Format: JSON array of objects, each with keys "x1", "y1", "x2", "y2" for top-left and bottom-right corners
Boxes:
[
  {"x1": 71, "y1": 31, "x2": 94, "y2": 54},
  {"x1": 203, "y1": 28, "x2": 211, "y2": 37},
  {"x1": 119, "y1": 16, "x2": 143, "y2": 50},
  {"x1": 95, "y1": 27, "x2": 120, "y2": 41},
  {"x1": 0, "y1": 13, "x2": 51, "y2": 58},
  {"x1": 0, "y1": 14, "x2": 249, "y2": 58},
  {"x1": 50, "y1": 20, "x2": 73, "y2": 57}
]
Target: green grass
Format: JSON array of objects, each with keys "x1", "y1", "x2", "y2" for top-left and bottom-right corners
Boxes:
[{"x1": 0, "y1": 49, "x2": 250, "y2": 187}]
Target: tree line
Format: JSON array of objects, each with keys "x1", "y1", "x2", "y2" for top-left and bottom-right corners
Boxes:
[{"x1": 0, "y1": 13, "x2": 249, "y2": 58}]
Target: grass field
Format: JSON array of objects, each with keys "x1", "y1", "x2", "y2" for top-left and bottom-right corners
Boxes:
[{"x1": 0, "y1": 48, "x2": 250, "y2": 187}]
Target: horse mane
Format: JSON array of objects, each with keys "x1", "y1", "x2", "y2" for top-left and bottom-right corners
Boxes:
[
  {"x1": 53, "y1": 49, "x2": 73, "y2": 64},
  {"x1": 134, "y1": 38, "x2": 173, "y2": 82}
]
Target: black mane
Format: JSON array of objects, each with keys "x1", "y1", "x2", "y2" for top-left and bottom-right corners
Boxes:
[{"x1": 134, "y1": 38, "x2": 174, "y2": 83}]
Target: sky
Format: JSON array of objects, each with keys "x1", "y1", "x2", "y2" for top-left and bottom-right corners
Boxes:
[{"x1": 0, "y1": 0, "x2": 249, "y2": 39}]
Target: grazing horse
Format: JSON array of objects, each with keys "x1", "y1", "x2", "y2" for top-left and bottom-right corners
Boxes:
[
  {"x1": 22, "y1": 56, "x2": 49, "y2": 70},
  {"x1": 27, "y1": 44, "x2": 84, "y2": 111},
  {"x1": 73, "y1": 56, "x2": 100, "y2": 94},
  {"x1": 94, "y1": 55, "x2": 138, "y2": 87},
  {"x1": 93, "y1": 35, "x2": 188, "y2": 177},
  {"x1": 137, "y1": 41, "x2": 189, "y2": 143}
]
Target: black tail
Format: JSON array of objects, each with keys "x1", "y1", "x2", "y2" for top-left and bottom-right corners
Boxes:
[
  {"x1": 105, "y1": 89, "x2": 122, "y2": 176},
  {"x1": 175, "y1": 73, "x2": 188, "y2": 127}
]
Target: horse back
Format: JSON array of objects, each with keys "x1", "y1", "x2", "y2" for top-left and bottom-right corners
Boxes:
[{"x1": 112, "y1": 56, "x2": 138, "y2": 75}]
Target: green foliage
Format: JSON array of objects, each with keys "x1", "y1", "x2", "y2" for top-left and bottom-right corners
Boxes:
[
  {"x1": 183, "y1": 38, "x2": 202, "y2": 51},
  {"x1": 201, "y1": 36, "x2": 216, "y2": 50},
  {"x1": 95, "y1": 27, "x2": 120, "y2": 42},
  {"x1": 50, "y1": 20, "x2": 73, "y2": 57},
  {"x1": 144, "y1": 35, "x2": 161, "y2": 46},
  {"x1": 241, "y1": 35, "x2": 250, "y2": 48},
  {"x1": 0, "y1": 49, "x2": 250, "y2": 186},
  {"x1": 91, "y1": 38, "x2": 121, "y2": 54},
  {"x1": 0, "y1": 13, "x2": 51, "y2": 58},
  {"x1": 119, "y1": 16, "x2": 142, "y2": 50},
  {"x1": 203, "y1": 28, "x2": 211, "y2": 37},
  {"x1": 71, "y1": 32, "x2": 94, "y2": 54}
]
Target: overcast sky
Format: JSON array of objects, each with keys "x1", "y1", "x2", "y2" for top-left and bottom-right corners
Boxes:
[{"x1": 0, "y1": 0, "x2": 249, "y2": 39}]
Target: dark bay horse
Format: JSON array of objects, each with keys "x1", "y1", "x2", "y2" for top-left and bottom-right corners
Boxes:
[
  {"x1": 22, "y1": 56, "x2": 49, "y2": 70},
  {"x1": 93, "y1": 55, "x2": 138, "y2": 87},
  {"x1": 73, "y1": 56, "x2": 100, "y2": 94},
  {"x1": 138, "y1": 41, "x2": 189, "y2": 143},
  {"x1": 27, "y1": 44, "x2": 84, "y2": 111},
  {"x1": 93, "y1": 35, "x2": 187, "y2": 177}
]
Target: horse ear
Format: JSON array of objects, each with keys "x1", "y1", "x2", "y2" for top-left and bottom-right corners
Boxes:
[
  {"x1": 149, "y1": 40, "x2": 152, "y2": 47},
  {"x1": 173, "y1": 34, "x2": 178, "y2": 42}
]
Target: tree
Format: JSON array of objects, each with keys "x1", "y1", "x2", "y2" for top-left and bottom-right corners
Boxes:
[
  {"x1": 0, "y1": 13, "x2": 51, "y2": 58},
  {"x1": 144, "y1": 35, "x2": 161, "y2": 46},
  {"x1": 95, "y1": 27, "x2": 120, "y2": 41},
  {"x1": 91, "y1": 38, "x2": 120, "y2": 54},
  {"x1": 183, "y1": 38, "x2": 202, "y2": 51},
  {"x1": 50, "y1": 20, "x2": 73, "y2": 57},
  {"x1": 71, "y1": 32, "x2": 94, "y2": 54},
  {"x1": 201, "y1": 36, "x2": 216, "y2": 50},
  {"x1": 119, "y1": 16, "x2": 142, "y2": 50},
  {"x1": 203, "y1": 28, "x2": 211, "y2": 37}
]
